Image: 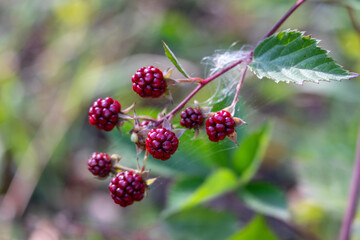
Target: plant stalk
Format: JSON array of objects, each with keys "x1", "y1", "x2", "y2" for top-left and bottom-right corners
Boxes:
[
  {"x1": 264, "y1": 0, "x2": 307, "y2": 39},
  {"x1": 339, "y1": 121, "x2": 360, "y2": 240}
]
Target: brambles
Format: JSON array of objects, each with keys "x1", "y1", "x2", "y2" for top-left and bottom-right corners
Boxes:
[
  {"x1": 87, "y1": 152, "x2": 113, "y2": 177},
  {"x1": 145, "y1": 128, "x2": 179, "y2": 161},
  {"x1": 206, "y1": 110, "x2": 235, "y2": 142},
  {"x1": 88, "y1": 97, "x2": 121, "y2": 131},
  {"x1": 131, "y1": 66, "x2": 167, "y2": 98},
  {"x1": 109, "y1": 171, "x2": 146, "y2": 207},
  {"x1": 180, "y1": 107, "x2": 204, "y2": 129},
  {"x1": 86, "y1": 0, "x2": 358, "y2": 210}
]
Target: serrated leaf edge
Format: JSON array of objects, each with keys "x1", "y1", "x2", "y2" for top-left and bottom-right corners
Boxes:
[{"x1": 249, "y1": 29, "x2": 359, "y2": 85}]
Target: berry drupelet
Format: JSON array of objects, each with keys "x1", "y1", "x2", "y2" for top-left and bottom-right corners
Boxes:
[
  {"x1": 88, "y1": 152, "x2": 113, "y2": 177},
  {"x1": 145, "y1": 128, "x2": 179, "y2": 160},
  {"x1": 131, "y1": 66, "x2": 167, "y2": 98},
  {"x1": 88, "y1": 97, "x2": 121, "y2": 131},
  {"x1": 206, "y1": 110, "x2": 235, "y2": 142},
  {"x1": 109, "y1": 171, "x2": 146, "y2": 207},
  {"x1": 180, "y1": 107, "x2": 204, "y2": 129}
]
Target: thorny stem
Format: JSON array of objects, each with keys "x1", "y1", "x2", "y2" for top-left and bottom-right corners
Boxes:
[
  {"x1": 264, "y1": 0, "x2": 307, "y2": 39},
  {"x1": 339, "y1": 122, "x2": 360, "y2": 240}
]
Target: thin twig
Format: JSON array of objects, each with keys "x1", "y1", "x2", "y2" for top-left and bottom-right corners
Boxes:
[
  {"x1": 264, "y1": 0, "x2": 307, "y2": 39},
  {"x1": 339, "y1": 122, "x2": 360, "y2": 240},
  {"x1": 230, "y1": 64, "x2": 249, "y2": 108}
]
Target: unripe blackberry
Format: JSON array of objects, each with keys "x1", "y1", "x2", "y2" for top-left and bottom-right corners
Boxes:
[
  {"x1": 145, "y1": 128, "x2": 179, "y2": 160},
  {"x1": 87, "y1": 152, "x2": 113, "y2": 177},
  {"x1": 206, "y1": 110, "x2": 235, "y2": 142},
  {"x1": 109, "y1": 171, "x2": 146, "y2": 207},
  {"x1": 131, "y1": 66, "x2": 166, "y2": 98},
  {"x1": 180, "y1": 107, "x2": 204, "y2": 129},
  {"x1": 88, "y1": 97, "x2": 121, "y2": 131}
]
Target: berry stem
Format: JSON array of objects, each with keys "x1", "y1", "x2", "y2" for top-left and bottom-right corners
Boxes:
[
  {"x1": 230, "y1": 64, "x2": 249, "y2": 111},
  {"x1": 176, "y1": 78, "x2": 204, "y2": 83},
  {"x1": 339, "y1": 121, "x2": 360, "y2": 240},
  {"x1": 156, "y1": 55, "x2": 252, "y2": 125},
  {"x1": 263, "y1": 0, "x2": 307, "y2": 39}
]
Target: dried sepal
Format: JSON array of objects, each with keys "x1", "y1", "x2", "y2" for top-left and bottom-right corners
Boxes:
[
  {"x1": 157, "y1": 107, "x2": 167, "y2": 119},
  {"x1": 227, "y1": 131, "x2": 238, "y2": 144},
  {"x1": 165, "y1": 78, "x2": 178, "y2": 85},
  {"x1": 222, "y1": 105, "x2": 236, "y2": 116},
  {"x1": 234, "y1": 117, "x2": 246, "y2": 127},
  {"x1": 192, "y1": 128, "x2": 200, "y2": 140},
  {"x1": 173, "y1": 128, "x2": 186, "y2": 139},
  {"x1": 163, "y1": 89, "x2": 174, "y2": 104},
  {"x1": 110, "y1": 154, "x2": 121, "y2": 163},
  {"x1": 122, "y1": 102, "x2": 136, "y2": 114},
  {"x1": 163, "y1": 67, "x2": 174, "y2": 79},
  {"x1": 162, "y1": 117, "x2": 172, "y2": 131},
  {"x1": 146, "y1": 177, "x2": 157, "y2": 186}
]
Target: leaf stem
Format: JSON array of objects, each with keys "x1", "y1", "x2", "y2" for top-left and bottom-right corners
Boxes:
[
  {"x1": 339, "y1": 121, "x2": 360, "y2": 240},
  {"x1": 264, "y1": 0, "x2": 307, "y2": 39}
]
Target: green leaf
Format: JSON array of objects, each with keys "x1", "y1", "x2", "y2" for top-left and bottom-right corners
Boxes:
[
  {"x1": 249, "y1": 30, "x2": 359, "y2": 84},
  {"x1": 164, "y1": 176, "x2": 204, "y2": 216},
  {"x1": 164, "y1": 168, "x2": 238, "y2": 216},
  {"x1": 239, "y1": 182, "x2": 289, "y2": 220},
  {"x1": 165, "y1": 207, "x2": 237, "y2": 240},
  {"x1": 227, "y1": 215, "x2": 279, "y2": 240},
  {"x1": 233, "y1": 123, "x2": 272, "y2": 184},
  {"x1": 183, "y1": 168, "x2": 238, "y2": 208},
  {"x1": 162, "y1": 40, "x2": 190, "y2": 78}
]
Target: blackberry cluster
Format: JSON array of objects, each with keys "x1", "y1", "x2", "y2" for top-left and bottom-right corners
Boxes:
[
  {"x1": 131, "y1": 66, "x2": 167, "y2": 98},
  {"x1": 206, "y1": 110, "x2": 235, "y2": 142},
  {"x1": 87, "y1": 152, "x2": 113, "y2": 177},
  {"x1": 180, "y1": 107, "x2": 204, "y2": 129},
  {"x1": 145, "y1": 128, "x2": 179, "y2": 160},
  {"x1": 109, "y1": 171, "x2": 146, "y2": 207},
  {"x1": 88, "y1": 97, "x2": 121, "y2": 131}
]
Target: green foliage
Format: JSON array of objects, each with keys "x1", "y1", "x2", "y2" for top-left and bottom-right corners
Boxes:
[
  {"x1": 227, "y1": 215, "x2": 279, "y2": 240},
  {"x1": 233, "y1": 123, "x2": 272, "y2": 184},
  {"x1": 165, "y1": 207, "x2": 237, "y2": 240},
  {"x1": 162, "y1": 40, "x2": 191, "y2": 78},
  {"x1": 249, "y1": 30, "x2": 358, "y2": 84},
  {"x1": 238, "y1": 182, "x2": 289, "y2": 220}
]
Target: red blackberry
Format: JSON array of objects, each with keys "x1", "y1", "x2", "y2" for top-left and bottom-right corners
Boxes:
[
  {"x1": 180, "y1": 107, "x2": 204, "y2": 129},
  {"x1": 88, "y1": 97, "x2": 121, "y2": 131},
  {"x1": 87, "y1": 152, "x2": 113, "y2": 177},
  {"x1": 145, "y1": 128, "x2": 179, "y2": 160},
  {"x1": 131, "y1": 66, "x2": 166, "y2": 98},
  {"x1": 206, "y1": 110, "x2": 235, "y2": 142},
  {"x1": 109, "y1": 171, "x2": 146, "y2": 207}
]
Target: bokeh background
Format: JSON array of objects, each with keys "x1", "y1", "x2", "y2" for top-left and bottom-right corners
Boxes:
[{"x1": 0, "y1": 0, "x2": 360, "y2": 239}]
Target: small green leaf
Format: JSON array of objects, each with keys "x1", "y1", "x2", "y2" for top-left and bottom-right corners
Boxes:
[
  {"x1": 233, "y1": 123, "x2": 272, "y2": 185},
  {"x1": 227, "y1": 215, "x2": 279, "y2": 240},
  {"x1": 249, "y1": 30, "x2": 359, "y2": 84},
  {"x1": 162, "y1": 40, "x2": 191, "y2": 78},
  {"x1": 239, "y1": 182, "x2": 289, "y2": 220},
  {"x1": 165, "y1": 207, "x2": 237, "y2": 240}
]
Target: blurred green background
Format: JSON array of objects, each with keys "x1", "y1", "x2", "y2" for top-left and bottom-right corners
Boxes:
[{"x1": 0, "y1": 0, "x2": 360, "y2": 239}]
